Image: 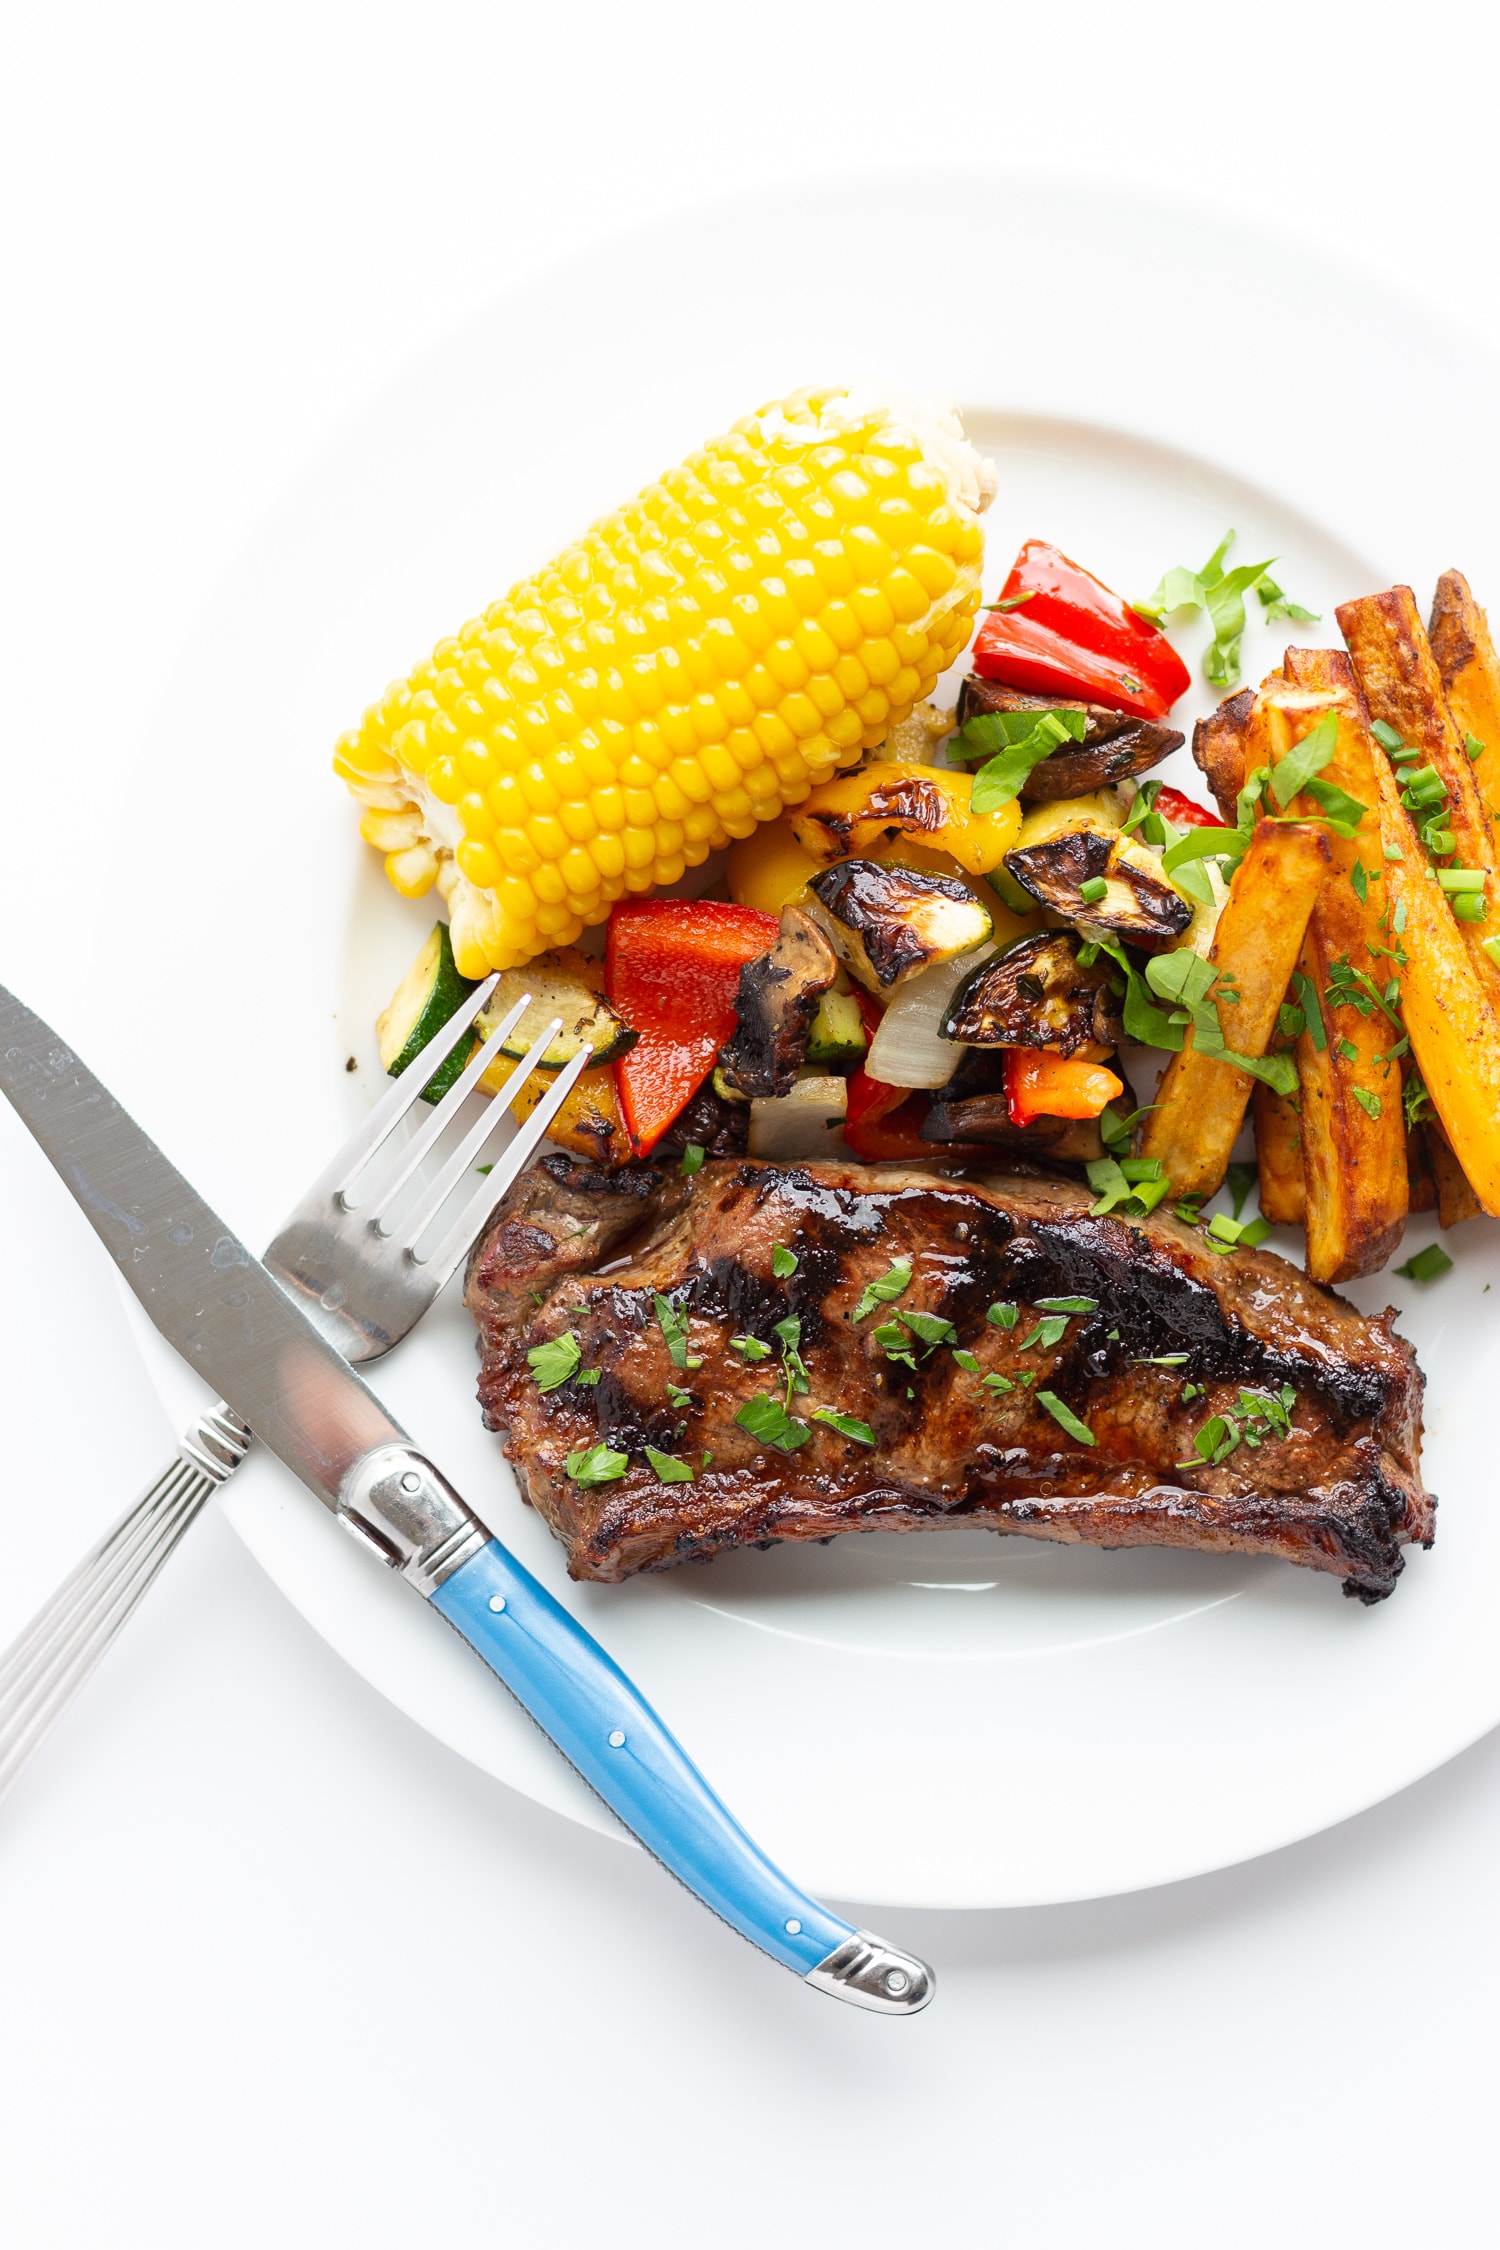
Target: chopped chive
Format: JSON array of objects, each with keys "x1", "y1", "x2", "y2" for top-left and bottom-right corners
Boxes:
[
  {"x1": 1078, "y1": 876, "x2": 1109, "y2": 904},
  {"x1": 1136, "y1": 1353, "x2": 1188, "y2": 1366},
  {"x1": 1436, "y1": 867, "x2": 1486, "y2": 892},
  {"x1": 1395, "y1": 1243, "x2": 1453, "y2": 1282},
  {"x1": 1467, "y1": 732, "x2": 1486, "y2": 762},
  {"x1": 680, "y1": 1143, "x2": 705, "y2": 1176},
  {"x1": 1452, "y1": 893, "x2": 1489, "y2": 922}
]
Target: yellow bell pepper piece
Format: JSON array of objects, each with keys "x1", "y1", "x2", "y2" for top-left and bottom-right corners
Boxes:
[
  {"x1": 726, "y1": 822, "x2": 827, "y2": 914},
  {"x1": 791, "y1": 760, "x2": 1022, "y2": 881}
]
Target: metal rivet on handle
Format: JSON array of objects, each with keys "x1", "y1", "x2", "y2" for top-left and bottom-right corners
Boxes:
[
  {"x1": 785, "y1": 1919, "x2": 802, "y2": 1936},
  {"x1": 884, "y1": 1969, "x2": 910, "y2": 1995},
  {"x1": 608, "y1": 1729, "x2": 626, "y2": 1748},
  {"x1": 400, "y1": 1471, "x2": 422, "y2": 1494},
  {"x1": 488, "y1": 1594, "x2": 507, "y2": 1614}
]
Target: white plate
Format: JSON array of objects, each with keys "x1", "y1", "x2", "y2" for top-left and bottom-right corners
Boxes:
[{"x1": 98, "y1": 171, "x2": 1500, "y2": 1907}]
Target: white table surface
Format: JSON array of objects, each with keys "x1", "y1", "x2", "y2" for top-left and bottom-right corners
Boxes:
[{"x1": 4, "y1": 6, "x2": 1500, "y2": 2243}]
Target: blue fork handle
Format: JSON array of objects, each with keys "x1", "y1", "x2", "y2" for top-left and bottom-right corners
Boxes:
[{"x1": 431, "y1": 1540, "x2": 932, "y2": 2011}]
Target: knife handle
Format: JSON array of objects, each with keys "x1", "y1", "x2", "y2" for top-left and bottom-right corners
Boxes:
[{"x1": 430, "y1": 1539, "x2": 933, "y2": 2012}]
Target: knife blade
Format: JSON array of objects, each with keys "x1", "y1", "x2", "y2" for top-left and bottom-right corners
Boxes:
[{"x1": 0, "y1": 985, "x2": 932, "y2": 2013}]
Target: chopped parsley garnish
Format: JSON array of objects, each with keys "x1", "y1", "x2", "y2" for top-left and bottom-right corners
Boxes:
[
  {"x1": 811, "y1": 1408, "x2": 875, "y2": 1445},
  {"x1": 680, "y1": 1143, "x2": 705, "y2": 1177},
  {"x1": 729, "y1": 1334, "x2": 771, "y2": 1362},
  {"x1": 1403, "y1": 1069, "x2": 1434, "y2": 1130},
  {"x1": 957, "y1": 706, "x2": 1090, "y2": 815},
  {"x1": 527, "y1": 1331, "x2": 582, "y2": 1393},
  {"x1": 1135, "y1": 531, "x2": 1318, "y2": 688},
  {"x1": 734, "y1": 1395, "x2": 812, "y2": 1451},
  {"x1": 871, "y1": 1319, "x2": 916, "y2": 1367},
  {"x1": 645, "y1": 1447, "x2": 694, "y2": 1484},
  {"x1": 772, "y1": 1313, "x2": 811, "y2": 1397},
  {"x1": 771, "y1": 1243, "x2": 799, "y2": 1279},
  {"x1": 987, "y1": 1301, "x2": 1019, "y2": 1329},
  {"x1": 851, "y1": 1257, "x2": 913, "y2": 1322},
  {"x1": 1036, "y1": 1392, "x2": 1096, "y2": 1446},
  {"x1": 565, "y1": 1443, "x2": 628, "y2": 1486},
  {"x1": 1351, "y1": 860, "x2": 1369, "y2": 903},
  {"x1": 1395, "y1": 1243, "x2": 1454, "y2": 1283},
  {"x1": 896, "y1": 1309, "x2": 958, "y2": 1350},
  {"x1": 665, "y1": 1382, "x2": 692, "y2": 1410},
  {"x1": 1351, "y1": 1087, "x2": 1383, "y2": 1119},
  {"x1": 1035, "y1": 1296, "x2": 1099, "y2": 1315},
  {"x1": 575, "y1": 1367, "x2": 601, "y2": 1388},
  {"x1": 654, "y1": 1293, "x2": 701, "y2": 1371},
  {"x1": 1017, "y1": 1315, "x2": 1070, "y2": 1352}
]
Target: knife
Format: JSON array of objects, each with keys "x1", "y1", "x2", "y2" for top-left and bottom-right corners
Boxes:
[{"x1": 0, "y1": 986, "x2": 932, "y2": 2013}]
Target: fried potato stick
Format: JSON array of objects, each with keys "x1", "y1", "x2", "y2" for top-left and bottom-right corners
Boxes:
[
  {"x1": 1425, "y1": 1121, "x2": 1484, "y2": 1229},
  {"x1": 1140, "y1": 819, "x2": 1326, "y2": 1200},
  {"x1": 1338, "y1": 585, "x2": 1500, "y2": 1016},
  {"x1": 1252, "y1": 665, "x2": 1410, "y2": 1279},
  {"x1": 1429, "y1": 570, "x2": 1500, "y2": 830},
  {"x1": 1253, "y1": 1082, "x2": 1307, "y2": 1224}
]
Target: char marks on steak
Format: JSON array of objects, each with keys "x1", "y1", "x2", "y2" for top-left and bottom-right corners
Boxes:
[{"x1": 465, "y1": 1154, "x2": 1432, "y2": 1600}]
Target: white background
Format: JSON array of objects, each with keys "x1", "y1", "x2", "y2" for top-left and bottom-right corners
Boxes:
[{"x1": 4, "y1": 4, "x2": 1500, "y2": 2243}]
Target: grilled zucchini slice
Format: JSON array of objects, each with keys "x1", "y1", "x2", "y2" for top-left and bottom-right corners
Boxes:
[
  {"x1": 377, "y1": 923, "x2": 477, "y2": 1104},
  {"x1": 475, "y1": 948, "x2": 635, "y2": 1073},
  {"x1": 805, "y1": 988, "x2": 869, "y2": 1069}
]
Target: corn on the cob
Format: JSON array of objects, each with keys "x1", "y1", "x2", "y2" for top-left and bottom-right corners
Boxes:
[{"x1": 335, "y1": 385, "x2": 995, "y2": 976}]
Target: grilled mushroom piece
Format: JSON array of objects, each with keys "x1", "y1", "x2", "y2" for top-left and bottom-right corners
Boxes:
[
  {"x1": 956, "y1": 677, "x2": 1184, "y2": 800},
  {"x1": 654, "y1": 1077, "x2": 751, "y2": 1161},
  {"x1": 942, "y1": 930, "x2": 1123, "y2": 1055},
  {"x1": 1003, "y1": 809, "x2": 1192, "y2": 954},
  {"x1": 806, "y1": 859, "x2": 994, "y2": 993},
  {"x1": 716, "y1": 905, "x2": 838, "y2": 1099},
  {"x1": 917, "y1": 1096, "x2": 1108, "y2": 1162}
]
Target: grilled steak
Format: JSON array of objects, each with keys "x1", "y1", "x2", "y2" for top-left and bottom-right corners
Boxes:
[{"x1": 465, "y1": 1155, "x2": 1432, "y2": 1600}]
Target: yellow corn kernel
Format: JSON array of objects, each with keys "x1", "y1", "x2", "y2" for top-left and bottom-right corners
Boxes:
[{"x1": 336, "y1": 387, "x2": 994, "y2": 969}]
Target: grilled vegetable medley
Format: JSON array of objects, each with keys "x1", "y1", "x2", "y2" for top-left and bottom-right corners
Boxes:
[{"x1": 345, "y1": 384, "x2": 1500, "y2": 1290}]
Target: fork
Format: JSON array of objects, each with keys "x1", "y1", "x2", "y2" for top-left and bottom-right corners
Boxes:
[{"x1": 0, "y1": 972, "x2": 589, "y2": 1806}]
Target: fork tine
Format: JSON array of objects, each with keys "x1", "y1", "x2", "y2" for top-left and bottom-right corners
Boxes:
[
  {"x1": 297, "y1": 970, "x2": 500, "y2": 1211},
  {"x1": 416, "y1": 1042, "x2": 593, "y2": 1294},
  {"x1": 359, "y1": 990, "x2": 535, "y2": 1226},
  {"x1": 387, "y1": 1014, "x2": 566, "y2": 1251}
]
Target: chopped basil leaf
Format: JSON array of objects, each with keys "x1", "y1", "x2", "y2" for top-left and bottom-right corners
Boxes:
[
  {"x1": 897, "y1": 1309, "x2": 958, "y2": 1349},
  {"x1": 1035, "y1": 1391, "x2": 1096, "y2": 1446},
  {"x1": 1395, "y1": 1243, "x2": 1453, "y2": 1283},
  {"x1": 960, "y1": 707, "x2": 1090, "y2": 815},
  {"x1": 1017, "y1": 1315, "x2": 1070, "y2": 1351},
  {"x1": 852, "y1": 1257, "x2": 913, "y2": 1322},
  {"x1": 1270, "y1": 712, "x2": 1338, "y2": 809},
  {"x1": 771, "y1": 1243, "x2": 799, "y2": 1279},
  {"x1": 645, "y1": 1447, "x2": 694, "y2": 1484},
  {"x1": 988, "y1": 1301, "x2": 1019, "y2": 1329},
  {"x1": 665, "y1": 1382, "x2": 692, "y2": 1410},
  {"x1": 734, "y1": 1394, "x2": 812, "y2": 1451},
  {"x1": 811, "y1": 1408, "x2": 875, "y2": 1445},
  {"x1": 565, "y1": 1443, "x2": 628, "y2": 1486},
  {"x1": 1035, "y1": 1296, "x2": 1099, "y2": 1314},
  {"x1": 1225, "y1": 1161, "x2": 1259, "y2": 1219},
  {"x1": 527, "y1": 1331, "x2": 582, "y2": 1393},
  {"x1": 1136, "y1": 531, "x2": 1306, "y2": 687}
]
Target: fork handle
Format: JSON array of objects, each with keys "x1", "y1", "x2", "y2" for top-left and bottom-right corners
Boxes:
[{"x1": 0, "y1": 1406, "x2": 250, "y2": 1806}]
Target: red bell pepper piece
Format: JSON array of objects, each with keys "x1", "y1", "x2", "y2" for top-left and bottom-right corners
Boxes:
[
  {"x1": 607, "y1": 899, "x2": 778, "y2": 1155},
  {"x1": 1004, "y1": 1048, "x2": 1124, "y2": 1127},
  {"x1": 1153, "y1": 784, "x2": 1227, "y2": 830},
  {"x1": 972, "y1": 539, "x2": 1191, "y2": 722}
]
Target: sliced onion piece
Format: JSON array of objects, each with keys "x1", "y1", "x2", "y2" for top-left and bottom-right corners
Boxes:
[
  {"x1": 748, "y1": 1075, "x2": 850, "y2": 1161},
  {"x1": 865, "y1": 945, "x2": 994, "y2": 1088}
]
